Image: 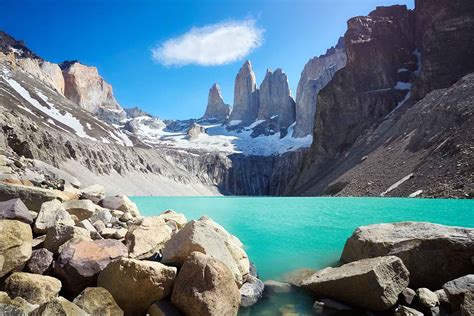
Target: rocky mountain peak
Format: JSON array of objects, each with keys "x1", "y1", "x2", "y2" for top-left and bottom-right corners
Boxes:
[
  {"x1": 203, "y1": 83, "x2": 230, "y2": 122},
  {"x1": 125, "y1": 107, "x2": 151, "y2": 119},
  {"x1": 0, "y1": 31, "x2": 39, "y2": 60},
  {"x1": 228, "y1": 60, "x2": 259, "y2": 124}
]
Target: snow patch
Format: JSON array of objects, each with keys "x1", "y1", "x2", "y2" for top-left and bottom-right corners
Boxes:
[
  {"x1": 408, "y1": 189, "x2": 423, "y2": 198},
  {"x1": 380, "y1": 173, "x2": 414, "y2": 196}
]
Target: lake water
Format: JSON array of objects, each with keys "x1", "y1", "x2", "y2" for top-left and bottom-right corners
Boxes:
[{"x1": 132, "y1": 197, "x2": 474, "y2": 314}]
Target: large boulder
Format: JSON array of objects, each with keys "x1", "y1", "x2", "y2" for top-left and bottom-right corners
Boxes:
[
  {"x1": 162, "y1": 217, "x2": 249, "y2": 286},
  {"x1": 0, "y1": 198, "x2": 33, "y2": 224},
  {"x1": 0, "y1": 183, "x2": 76, "y2": 212},
  {"x1": 240, "y1": 275, "x2": 264, "y2": 307},
  {"x1": 54, "y1": 239, "x2": 127, "y2": 297},
  {"x1": 43, "y1": 224, "x2": 91, "y2": 254},
  {"x1": 171, "y1": 252, "x2": 241, "y2": 316},
  {"x1": 5, "y1": 272, "x2": 61, "y2": 305},
  {"x1": 147, "y1": 300, "x2": 182, "y2": 316},
  {"x1": 80, "y1": 184, "x2": 105, "y2": 203},
  {"x1": 341, "y1": 222, "x2": 474, "y2": 288},
  {"x1": 99, "y1": 195, "x2": 140, "y2": 217},
  {"x1": 159, "y1": 210, "x2": 187, "y2": 229},
  {"x1": 97, "y1": 258, "x2": 176, "y2": 315},
  {"x1": 73, "y1": 287, "x2": 123, "y2": 316},
  {"x1": 301, "y1": 256, "x2": 410, "y2": 311},
  {"x1": 31, "y1": 297, "x2": 87, "y2": 315},
  {"x1": 25, "y1": 248, "x2": 54, "y2": 275},
  {"x1": 34, "y1": 199, "x2": 75, "y2": 234},
  {"x1": 0, "y1": 219, "x2": 32, "y2": 277},
  {"x1": 443, "y1": 274, "x2": 474, "y2": 311},
  {"x1": 125, "y1": 216, "x2": 172, "y2": 259},
  {"x1": 62, "y1": 199, "x2": 96, "y2": 221}
]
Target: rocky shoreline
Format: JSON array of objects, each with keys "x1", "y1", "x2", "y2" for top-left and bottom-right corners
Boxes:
[{"x1": 1, "y1": 152, "x2": 473, "y2": 315}]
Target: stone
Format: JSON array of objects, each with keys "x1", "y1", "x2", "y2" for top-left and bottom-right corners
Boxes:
[
  {"x1": 125, "y1": 216, "x2": 173, "y2": 259},
  {"x1": 264, "y1": 280, "x2": 292, "y2": 294},
  {"x1": 100, "y1": 227, "x2": 117, "y2": 238},
  {"x1": 341, "y1": 222, "x2": 474, "y2": 288},
  {"x1": 282, "y1": 268, "x2": 317, "y2": 287},
  {"x1": 162, "y1": 218, "x2": 248, "y2": 286},
  {"x1": 25, "y1": 249, "x2": 53, "y2": 275},
  {"x1": 62, "y1": 199, "x2": 96, "y2": 221},
  {"x1": 0, "y1": 198, "x2": 33, "y2": 224},
  {"x1": 313, "y1": 298, "x2": 353, "y2": 314},
  {"x1": 400, "y1": 287, "x2": 417, "y2": 305},
  {"x1": 417, "y1": 288, "x2": 439, "y2": 309},
  {"x1": 395, "y1": 305, "x2": 424, "y2": 316},
  {"x1": 0, "y1": 291, "x2": 37, "y2": 315},
  {"x1": 257, "y1": 68, "x2": 296, "y2": 131},
  {"x1": 293, "y1": 38, "x2": 346, "y2": 137},
  {"x1": 240, "y1": 275, "x2": 264, "y2": 307},
  {"x1": 90, "y1": 206, "x2": 113, "y2": 224},
  {"x1": 147, "y1": 300, "x2": 182, "y2": 316},
  {"x1": 31, "y1": 297, "x2": 87, "y2": 316},
  {"x1": 228, "y1": 60, "x2": 259, "y2": 125},
  {"x1": 461, "y1": 292, "x2": 474, "y2": 316},
  {"x1": 80, "y1": 184, "x2": 105, "y2": 203},
  {"x1": 434, "y1": 289, "x2": 449, "y2": 306},
  {"x1": 77, "y1": 219, "x2": 101, "y2": 239},
  {"x1": 99, "y1": 195, "x2": 140, "y2": 217},
  {"x1": 0, "y1": 182, "x2": 76, "y2": 211},
  {"x1": 34, "y1": 199, "x2": 75, "y2": 234},
  {"x1": 97, "y1": 258, "x2": 176, "y2": 315},
  {"x1": 114, "y1": 227, "x2": 127, "y2": 239},
  {"x1": 5, "y1": 272, "x2": 61, "y2": 305},
  {"x1": 43, "y1": 224, "x2": 91, "y2": 254},
  {"x1": 171, "y1": 252, "x2": 240, "y2": 316},
  {"x1": 186, "y1": 123, "x2": 206, "y2": 141},
  {"x1": 32, "y1": 235, "x2": 46, "y2": 249},
  {"x1": 54, "y1": 239, "x2": 128, "y2": 297},
  {"x1": 302, "y1": 256, "x2": 410, "y2": 311},
  {"x1": 0, "y1": 219, "x2": 32, "y2": 277},
  {"x1": 443, "y1": 274, "x2": 474, "y2": 310},
  {"x1": 73, "y1": 287, "x2": 123, "y2": 316},
  {"x1": 202, "y1": 83, "x2": 231, "y2": 122}
]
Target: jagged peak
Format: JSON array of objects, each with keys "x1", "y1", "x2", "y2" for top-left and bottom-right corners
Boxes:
[{"x1": 0, "y1": 30, "x2": 40, "y2": 59}]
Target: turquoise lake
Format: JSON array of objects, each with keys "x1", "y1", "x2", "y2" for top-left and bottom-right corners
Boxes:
[{"x1": 131, "y1": 197, "x2": 474, "y2": 282}]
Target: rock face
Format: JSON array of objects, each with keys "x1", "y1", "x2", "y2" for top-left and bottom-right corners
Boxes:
[
  {"x1": 257, "y1": 69, "x2": 295, "y2": 131},
  {"x1": 341, "y1": 222, "x2": 474, "y2": 289},
  {"x1": 302, "y1": 256, "x2": 409, "y2": 311},
  {"x1": 203, "y1": 83, "x2": 231, "y2": 122},
  {"x1": 97, "y1": 258, "x2": 177, "y2": 315},
  {"x1": 0, "y1": 219, "x2": 32, "y2": 277},
  {"x1": 54, "y1": 239, "x2": 128, "y2": 296},
  {"x1": 414, "y1": 0, "x2": 474, "y2": 98},
  {"x1": 228, "y1": 61, "x2": 259, "y2": 125},
  {"x1": 60, "y1": 61, "x2": 126, "y2": 123},
  {"x1": 171, "y1": 252, "x2": 241, "y2": 316},
  {"x1": 293, "y1": 38, "x2": 347, "y2": 137},
  {"x1": 73, "y1": 287, "x2": 124, "y2": 316},
  {"x1": 0, "y1": 198, "x2": 33, "y2": 224},
  {"x1": 5, "y1": 272, "x2": 61, "y2": 305}
]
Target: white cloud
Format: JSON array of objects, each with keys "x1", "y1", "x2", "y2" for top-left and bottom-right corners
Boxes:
[{"x1": 152, "y1": 19, "x2": 264, "y2": 66}]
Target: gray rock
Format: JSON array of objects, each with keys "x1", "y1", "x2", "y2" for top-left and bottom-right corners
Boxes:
[
  {"x1": 264, "y1": 280, "x2": 292, "y2": 295},
  {"x1": 90, "y1": 207, "x2": 113, "y2": 225},
  {"x1": 62, "y1": 199, "x2": 95, "y2": 221},
  {"x1": 443, "y1": 274, "x2": 474, "y2": 310},
  {"x1": 240, "y1": 275, "x2": 264, "y2": 307},
  {"x1": 30, "y1": 297, "x2": 87, "y2": 315},
  {"x1": 417, "y1": 288, "x2": 439, "y2": 309},
  {"x1": 282, "y1": 268, "x2": 317, "y2": 287},
  {"x1": 125, "y1": 216, "x2": 172, "y2": 259},
  {"x1": 77, "y1": 219, "x2": 101, "y2": 240},
  {"x1": 202, "y1": 83, "x2": 231, "y2": 122},
  {"x1": 80, "y1": 184, "x2": 105, "y2": 203},
  {"x1": 302, "y1": 256, "x2": 410, "y2": 311},
  {"x1": 0, "y1": 220, "x2": 33, "y2": 278},
  {"x1": 395, "y1": 305, "x2": 424, "y2": 316},
  {"x1": 461, "y1": 292, "x2": 473, "y2": 316},
  {"x1": 228, "y1": 60, "x2": 259, "y2": 125},
  {"x1": 43, "y1": 224, "x2": 91, "y2": 254},
  {"x1": 34, "y1": 199, "x2": 75, "y2": 234},
  {"x1": 400, "y1": 287, "x2": 416, "y2": 305},
  {"x1": 73, "y1": 287, "x2": 124, "y2": 316},
  {"x1": 0, "y1": 291, "x2": 37, "y2": 316},
  {"x1": 434, "y1": 289, "x2": 449, "y2": 306},
  {"x1": 187, "y1": 123, "x2": 206, "y2": 141},
  {"x1": 147, "y1": 300, "x2": 182, "y2": 316},
  {"x1": 99, "y1": 195, "x2": 140, "y2": 217},
  {"x1": 5, "y1": 272, "x2": 61, "y2": 305},
  {"x1": 341, "y1": 222, "x2": 474, "y2": 289},
  {"x1": 0, "y1": 198, "x2": 33, "y2": 224},
  {"x1": 25, "y1": 249, "x2": 53, "y2": 275}
]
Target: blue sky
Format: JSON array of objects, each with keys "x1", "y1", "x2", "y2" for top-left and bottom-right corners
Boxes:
[{"x1": 1, "y1": 0, "x2": 413, "y2": 120}]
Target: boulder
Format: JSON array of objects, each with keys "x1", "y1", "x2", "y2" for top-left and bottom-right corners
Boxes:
[
  {"x1": 147, "y1": 300, "x2": 182, "y2": 316},
  {"x1": 434, "y1": 289, "x2": 450, "y2": 306},
  {"x1": 395, "y1": 305, "x2": 424, "y2": 316},
  {"x1": 77, "y1": 219, "x2": 101, "y2": 240},
  {"x1": 31, "y1": 297, "x2": 87, "y2": 315},
  {"x1": 80, "y1": 184, "x2": 105, "y2": 203},
  {"x1": 0, "y1": 291, "x2": 37, "y2": 315},
  {"x1": 461, "y1": 292, "x2": 473, "y2": 316},
  {"x1": 73, "y1": 287, "x2": 123, "y2": 316},
  {"x1": 443, "y1": 274, "x2": 474, "y2": 310},
  {"x1": 0, "y1": 198, "x2": 33, "y2": 224},
  {"x1": 34, "y1": 199, "x2": 75, "y2": 234},
  {"x1": 341, "y1": 222, "x2": 474, "y2": 288},
  {"x1": 240, "y1": 275, "x2": 264, "y2": 307},
  {"x1": 99, "y1": 195, "x2": 140, "y2": 217},
  {"x1": 62, "y1": 199, "x2": 95, "y2": 221},
  {"x1": 89, "y1": 206, "x2": 113, "y2": 225},
  {"x1": 264, "y1": 280, "x2": 292, "y2": 295},
  {"x1": 171, "y1": 252, "x2": 241, "y2": 316},
  {"x1": 125, "y1": 216, "x2": 173, "y2": 259},
  {"x1": 282, "y1": 268, "x2": 317, "y2": 287},
  {"x1": 97, "y1": 258, "x2": 176, "y2": 315},
  {"x1": 0, "y1": 182, "x2": 76, "y2": 212},
  {"x1": 25, "y1": 249, "x2": 54, "y2": 275},
  {"x1": 302, "y1": 256, "x2": 410, "y2": 311},
  {"x1": 5, "y1": 272, "x2": 61, "y2": 305},
  {"x1": 55, "y1": 239, "x2": 127, "y2": 296},
  {"x1": 162, "y1": 218, "x2": 248, "y2": 285},
  {"x1": 416, "y1": 288, "x2": 439, "y2": 309},
  {"x1": 159, "y1": 210, "x2": 187, "y2": 229},
  {"x1": 400, "y1": 287, "x2": 416, "y2": 306},
  {"x1": 43, "y1": 224, "x2": 91, "y2": 254},
  {"x1": 0, "y1": 219, "x2": 32, "y2": 277}
]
